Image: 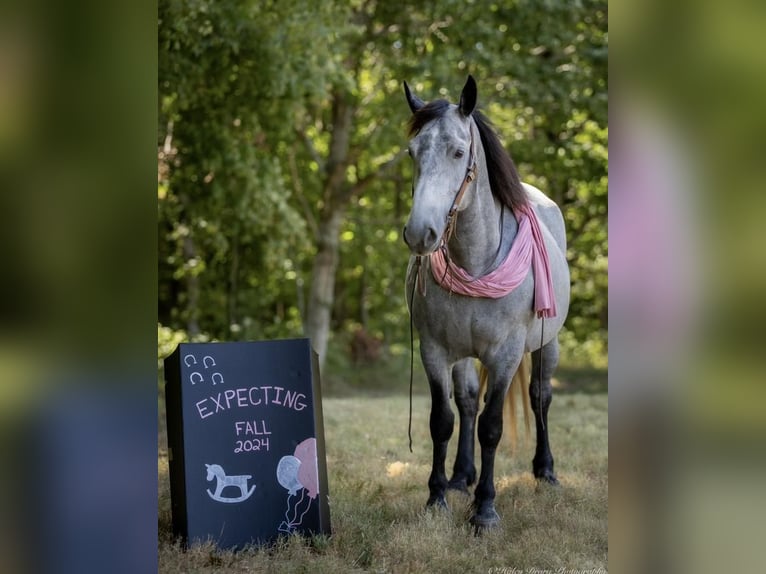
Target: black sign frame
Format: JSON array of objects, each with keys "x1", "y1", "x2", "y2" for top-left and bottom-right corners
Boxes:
[{"x1": 163, "y1": 338, "x2": 331, "y2": 549}]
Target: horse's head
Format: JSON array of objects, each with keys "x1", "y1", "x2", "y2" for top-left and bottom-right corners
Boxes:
[
  {"x1": 205, "y1": 463, "x2": 218, "y2": 481},
  {"x1": 402, "y1": 75, "x2": 478, "y2": 255}
]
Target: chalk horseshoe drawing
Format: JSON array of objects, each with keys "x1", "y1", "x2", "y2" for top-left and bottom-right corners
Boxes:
[
  {"x1": 190, "y1": 372, "x2": 204, "y2": 385},
  {"x1": 184, "y1": 354, "x2": 197, "y2": 367},
  {"x1": 203, "y1": 355, "x2": 216, "y2": 369},
  {"x1": 211, "y1": 372, "x2": 224, "y2": 385},
  {"x1": 205, "y1": 464, "x2": 256, "y2": 503}
]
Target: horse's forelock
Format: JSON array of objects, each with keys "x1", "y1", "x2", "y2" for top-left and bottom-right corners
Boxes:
[{"x1": 407, "y1": 99, "x2": 451, "y2": 137}]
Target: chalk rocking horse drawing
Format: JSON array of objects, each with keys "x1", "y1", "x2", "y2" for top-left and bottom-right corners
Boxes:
[
  {"x1": 205, "y1": 463, "x2": 256, "y2": 503},
  {"x1": 402, "y1": 76, "x2": 570, "y2": 530}
]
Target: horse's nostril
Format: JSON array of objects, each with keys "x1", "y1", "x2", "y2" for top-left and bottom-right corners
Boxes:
[{"x1": 402, "y1": 224, "x2": 438, "y2": 252}]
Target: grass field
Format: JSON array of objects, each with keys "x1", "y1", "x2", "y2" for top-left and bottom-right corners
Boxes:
[{"x1": 158, "y1": 355, "x2": 607, "y2": 573}]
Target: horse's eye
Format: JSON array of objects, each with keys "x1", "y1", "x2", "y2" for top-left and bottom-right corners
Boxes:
[{"x1": 454, "y1": 149, "x2": 465, "y2": 159}]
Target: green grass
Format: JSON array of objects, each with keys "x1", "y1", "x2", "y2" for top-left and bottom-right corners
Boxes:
[{"x1": 158, "y1": 351, "x2": 607, "y2": 573}]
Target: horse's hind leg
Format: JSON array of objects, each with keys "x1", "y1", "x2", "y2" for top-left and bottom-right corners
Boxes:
[
  {"x1": 530, "y1": 338, "x2": 560, "y2": 484},
  {"x1": 448, "y1": 359, "x2": 478, "y2": 494}
]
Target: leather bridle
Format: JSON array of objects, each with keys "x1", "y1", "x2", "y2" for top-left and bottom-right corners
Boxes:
[
  {"x1": 414, "y1": 121, "x2": 478, "y2": 297},
  {"x1": 442, "y1": 121, "x2": 478, "y2": 244}
]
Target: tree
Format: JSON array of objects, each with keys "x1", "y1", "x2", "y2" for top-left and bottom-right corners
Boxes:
[
  {"x1": 158, "y1": 0, "x2": 609, "y2": 370},
  {"x1": 158, "y1": 0, "x2": 339, "y2": 340}
]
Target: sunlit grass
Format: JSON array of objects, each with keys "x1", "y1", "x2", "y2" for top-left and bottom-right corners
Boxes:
[{"x1": 158, "y1": 362, "x2": 607, "y2": 573}]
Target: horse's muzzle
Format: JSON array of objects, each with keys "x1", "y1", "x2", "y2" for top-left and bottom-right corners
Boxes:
[{"x1": 403, "y1": 224, "x2": 439, "y2": 255}]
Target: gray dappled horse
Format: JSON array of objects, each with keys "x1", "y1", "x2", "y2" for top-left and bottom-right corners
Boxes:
[{"x1": 402, "y1": 76, "x2": 570, "y2": 530}]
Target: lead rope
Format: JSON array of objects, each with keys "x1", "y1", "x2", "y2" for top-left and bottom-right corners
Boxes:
[
  {"x1": 539, "y1": 315, "x2": 545, "y2": 431},
  {"x1": 408, "y1": 257, "x2": 421, "y2": 453}
]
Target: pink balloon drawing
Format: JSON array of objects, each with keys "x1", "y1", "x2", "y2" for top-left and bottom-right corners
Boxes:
[
  {"x1": 276, "y1": 437, "x2": 318, "y2": 534},
  {"x1": 294, "y1": 438, "x2": 319, "y2": 499}
]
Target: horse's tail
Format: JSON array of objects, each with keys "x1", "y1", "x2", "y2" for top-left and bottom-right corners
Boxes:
[{"x1": 478, "y1": 354, "x2": 532, "y2": 451}]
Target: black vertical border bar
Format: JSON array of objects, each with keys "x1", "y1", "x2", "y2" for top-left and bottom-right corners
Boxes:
[
  {"x1": 163, "y1": 344, "x2": 189, "y2": 545},
  {"x1": 310, "y1": 346, "x2": 332, "y2": 535}
]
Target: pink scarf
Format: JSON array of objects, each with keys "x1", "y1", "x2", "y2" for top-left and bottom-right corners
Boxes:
[{"x1": 430, "y1": 203, "x2": 558, "y2": 318}]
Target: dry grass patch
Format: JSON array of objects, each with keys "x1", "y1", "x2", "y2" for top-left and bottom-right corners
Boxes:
[{"x1": 159, "y1": 387, "x2": 607, "y2": 573}]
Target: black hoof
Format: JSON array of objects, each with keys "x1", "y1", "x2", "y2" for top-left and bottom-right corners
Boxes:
[
  {"x1": 472, "y1": 522, "x2": 501, "y2": 536},
  {"x1": 534, "y1": 469, "x2": 560, "y2": 486},
  {"x1": 447, "y1": 477, "x2": 471, "y2": 495},
  {"x1": 469, "y1": 504, "x2": 500, "y2": 532},
  {"x1": 426, "y1": 495, "x2": 449, "y2": 511}
]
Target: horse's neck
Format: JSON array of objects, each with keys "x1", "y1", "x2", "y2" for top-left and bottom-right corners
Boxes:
[{"x1": 446, "y1": 164, "x2": 518, "y2": 277}]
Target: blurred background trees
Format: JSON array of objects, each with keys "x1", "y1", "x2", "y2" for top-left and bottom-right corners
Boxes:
[{"x1": 158, "y1": 0, "x2": 608, "y2": 370}]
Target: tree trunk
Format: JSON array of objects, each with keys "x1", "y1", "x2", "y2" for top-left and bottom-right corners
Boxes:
[
  {"x1": 304, "y1": 90, "x2": 354, "y2": 369},
  {"x1": 359, "y1": 260, "x2": 369, "y2": 329},
  {"x1": 305, "y1": 210, "x2": 344, "y2": 366},
  {"x1": 227, "y1": 232, "x2": 240, "y2": 337},
  {"x1": 183, "y1": 234, "x2": 200, "y2": 337},
  {"x1": 302, "y1": 80, "x2": 403, "y2": 370}
]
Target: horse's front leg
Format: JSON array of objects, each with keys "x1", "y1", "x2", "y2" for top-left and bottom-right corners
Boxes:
[
  {"x1": 448, "y1": 358, "x2": 478, "y2": 494},
  {"x1": 471, "y1": 356, "x2": 521, "y2": 529},
  {"x1": 421, "y1": 347, "x2": 454, "y2": 510}
]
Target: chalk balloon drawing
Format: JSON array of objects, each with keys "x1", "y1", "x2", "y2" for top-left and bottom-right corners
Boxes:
[
  {"x1": 276, "y1": 455, "x2": 303, "y2": 495},
  {"x1": 294, "y1": 437, "x2": 319, "y2": 499},
  {"x1": 276, "y1": 438, "x2": 318, "y2": 533}
]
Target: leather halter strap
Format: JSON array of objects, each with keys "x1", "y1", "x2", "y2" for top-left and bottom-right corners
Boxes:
[
  {"x1": 415, "y1": 120, "x2": 477, "y2": 297},
  {"x1": 443, "y1": 121, "x2": 477, "y2": 243}
]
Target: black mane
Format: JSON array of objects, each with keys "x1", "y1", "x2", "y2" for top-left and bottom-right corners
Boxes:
[
  {"x1": 407, "y1": 101, "x2": 528, "y2": 212},
  {"x1": 471, "y1": 110, "x2": 528, "y2": 211}
]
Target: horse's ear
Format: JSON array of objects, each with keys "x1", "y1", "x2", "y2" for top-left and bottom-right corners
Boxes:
[
  {"x1": 459, "y1": 75, "x2": 477, "y2": 117},
  {"x1": 403, "y1": 81, "x2": 425, "y2": 114}
]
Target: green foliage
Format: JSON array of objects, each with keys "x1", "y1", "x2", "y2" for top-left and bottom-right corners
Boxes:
[
  {"x1": 157, "y1": 323, "x2": 188, "y2": 368},
  {"x1": 158, "y1": 0, "x2": 339, "y2": 339},
  {"x1": 158, "y1": 0, "x2": 608, "y2": 365}
]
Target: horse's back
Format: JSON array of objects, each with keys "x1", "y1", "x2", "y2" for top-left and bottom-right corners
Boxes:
[{"x1": 522, "y1": 183, "x2": 567, "y2": 253}]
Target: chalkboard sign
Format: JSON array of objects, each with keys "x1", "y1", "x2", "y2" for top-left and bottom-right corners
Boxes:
[{"x1": 163, "y1": 338, "x2": 331, "y2": 549}]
